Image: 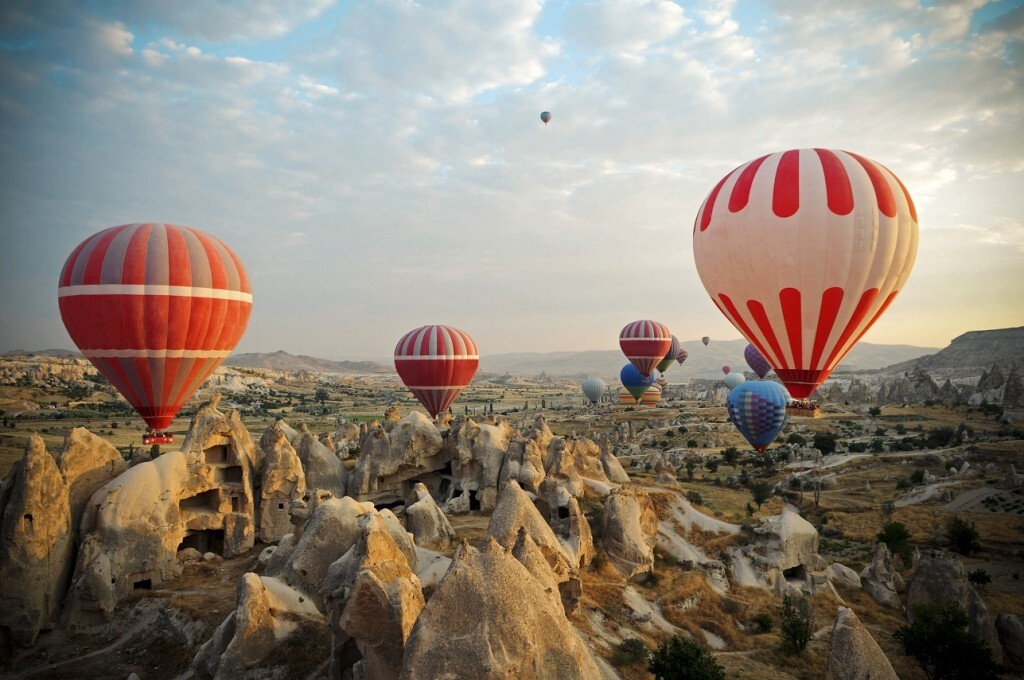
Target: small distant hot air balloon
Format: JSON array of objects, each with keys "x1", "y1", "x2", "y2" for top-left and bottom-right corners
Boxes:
[
  {"x1": 394, "y1": 325, "x2": 479, "y2": 418},
  {"x1": 702, "y1": 336, "x2": 710, "y2": 346},
  {"x1": 620, "y1": 363, "x2": 654, "y2": 402},
  {"x1": 656, "y1": 335, "x2": 680, "y2": 375},
  {"x1": 620, "y1": 320, "x2": 672, "y2": 378},
  {"x1": 693, "y1": 149, "x2": 918, "y2": 399},
  {"x1": 676, "y1": 347, "x2": 689, "y2": 364},
  {"x1": 640, "y1": 384, "x2": 662, "y2": 407},
  {"x1": 540, "y1": 111, "x2": 552, "y2": 124},
  {"x1": 727, "y1": 380, "x2": 789, "y2": 453},
  {"x1": 58, "y1": 223, "x2": 253, "y2": 444},
  {"x1": 582, "y1": 377, "x2": 607, "y2": 405},
  {"x1": 744, "y1": 343, "x2": 772, "y2": 379},
  {"x1": 724, "y1": 372, "x2": 745, "y2": 390},
  {"x1": 722, "y1": 365, "x2": 731, "y2": 375}
]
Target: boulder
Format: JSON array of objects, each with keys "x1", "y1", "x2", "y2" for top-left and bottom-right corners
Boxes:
[
  {"x1": 0, "y1": 435, "x2": 73, "y2": 646},
  {"x1": 906, "y1": 550, "x2": 1001, "y2": 662},
  {"x1": 602, "y1": 486, "x2": 658, "y2": 582},
  {"x1": 826, "y1": 563, "x2": 862, "y2": 589},
  {"x1": 825, "y1": 607, "x2": 898, "y2": 680},
  {"x1": 754, "y1": 507, "x2": 819, "y2": 573},
  {"x1": 498, "y1": 437, "x2": 546, "y2": 495},
  {"x1": 859, "y1": 543, "x2": 903, "y2": 609},
  {"x1": 405, "y1": 482, "x2": 456, "y2": 551},
  {"x1": 996, "y1": 613, "x2": 1024, "y2": 667},
  {"x1": 193, "y1": 573, "x2": 325, "y2": 680},
  {"x1": 401, "y1": 539, "x2": 603, "y2": 680},
  {"x1": 598, "y1": 437, "x2": 630, "y2": 484},
  {"x1": 257, "y1": 424, "x2": 306, "y2": 543},
  {"x1": 349, "y1": 412, "x2": 444, "y2": 504},
  {"x1": 322, "y1": 512, "x2": 425, "y2": 680}
]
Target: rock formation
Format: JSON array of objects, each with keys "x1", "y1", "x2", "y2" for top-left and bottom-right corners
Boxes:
[
  {"x1": 859, "y1": 543, "x2": 903, "y2": 609},
  {"x1": 56, "y1": 427, "x2": 127, "y2": 536},
  {"x1": 602, "y1": 486, "x2": 658, "y2": 581},
  {"x1": 257, "y1": 423, "x2": 306, "y2": 542},
  {"x1": 405, "y1": 482, "x2": 456, "y2": 551},
  {"x1": 906, "y1": 550, "x2": 1001, "y2": 662},
  {"x1": 401, "y1": 539, "x2": 603, "y2": 680},
  {"x1": 349, "y1": 412, "x2": 444, "y2": 504},
  {"x1": 825, "y1": 607, "x2": 898, "y2": 680},
  {"x1": 292, "y1": 424, "x2": 347, "y2": 498},
  {"x1": 996, "y1": 613, "x2": 1024, "y2": 667},
  {"x1": 0, "y1": 435, "x2": 73, "y2": 646}
]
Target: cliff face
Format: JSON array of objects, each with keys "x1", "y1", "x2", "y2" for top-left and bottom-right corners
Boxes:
[{"x1": 891, "y1": 327, "x2": 1024, "y2": 374}]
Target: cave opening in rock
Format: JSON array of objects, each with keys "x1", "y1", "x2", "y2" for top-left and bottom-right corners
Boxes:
[{"x1": 178, "y1": 529, "x2": 226, "y2": 555}]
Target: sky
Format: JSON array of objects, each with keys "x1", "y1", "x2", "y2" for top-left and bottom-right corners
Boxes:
[{"x1": 1, "y1": 0, "x2": 1022, "y2": 359}]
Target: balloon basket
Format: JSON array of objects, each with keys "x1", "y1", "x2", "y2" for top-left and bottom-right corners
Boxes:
[
  {"x1": 786, "y1": 401, "x2": 821, "y2": 418},
  {"x1": 143, "y1": 432, "x2": 174, "y2": 445}
]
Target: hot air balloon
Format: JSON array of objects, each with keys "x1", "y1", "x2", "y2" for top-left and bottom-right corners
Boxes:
[
  {"x1": 722, "y1": 365, "x2": 731, "y2": 375},
  {"x1": 726, "y1": 380, "x2": 789, "y2": 453},
  {"x1": 655, "y1": 335, "x2": 681, "y2": 375},
  {"x1": 640, "y1": 384, "x2": 662, "y2": 406},
  {"x1": 540, "y1": 111, "x2": 552, "y2": 124},
  {"x1": 394, "y1": 325, "x2": 478, "y2": 418},
  {"x1": 702, "y1": 336, "x2": 710, "y2": 346},
  {"x1": 724, "y1": 372, "x2": 745, "y2": 390},
  {"x1": 58, "y1": 223, "x2": 252, "y2": 443},
  {"x1": 676, "y1": 347, "x2": 689, "y2": 364},
  {"x1": 620, "y1": 320, "x2": 672, "y2": 377},
  {"x1": 582, "y1": 377, "x2": 607, "y2": 404},
  {"x1": 620, "y1": 363, "x2": 654, "y2": 402},
  {"x1": 693, "y1": 149, "x2": 918, "y2": 399},
  {"x1": 744, "y1": 343, "x2": 772, "y2": 379}
]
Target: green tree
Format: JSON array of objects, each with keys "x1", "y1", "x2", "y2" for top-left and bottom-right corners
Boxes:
[
  {"x1": 779, "y1": 595, "x2": 812, "y2": 655},
  {"x1": 314, "y1": 388, "x2": 329, "y2": 406},
  {"x1": 749, "y1": 481, "x2": 773, "y2": 510},
  {"x1": 812, "y1": 432, "x2": 838, "y2": 455},
  {"x1": 786, "y1": 432, "x2": 806, "y2": 446},
  {"x1": 868, "y1": 406, "x2": 882, "y2": 416},
  {"x1": 685, "y1": 458, "x2": 696, "y2": 481},
  {"x1": 611, "y1": 638, "x2": 649, "y2": 667},
  {"x1": 648, "y1": 635, "x2": 725, "y2": 680},
  {"x1": 947, "y1": 516, "x2": 982, "y2": 555},
  {"x1": 721, "y1": 446, "x2": 740, "y2": 468},
  {"x1": 149, "y1": 444, "x2": 161, "y2": 458},
  {"x1": 894, "y1": 601, "x2": 1002, "y2": 680},
  {"x1": 877, "y1": 521, "x2": 914, "y2": 566}
]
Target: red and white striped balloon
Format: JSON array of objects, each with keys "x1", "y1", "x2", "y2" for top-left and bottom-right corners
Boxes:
[
  {"x1": 58, "y1": 223, "x2": 252, "y2": 430},
  {"x1": 394, "y1": 324, "x2": 479, "y2": 418},
  {"x1": 693, "y1": 149, "x2": 918, "y2": 398},
  {"x1": 619, "y1": 320, "x2": 672, "y2": 378}
]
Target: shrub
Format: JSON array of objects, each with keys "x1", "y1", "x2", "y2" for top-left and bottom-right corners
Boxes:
[
  {"x1": 705, "y1": 459, "x2": 719, "y2": 473},
  {"x1": 754, "y1": 612, "x2": 774, "y2": 632},
  {"x1": 877, "y1": 521, "x2": 913, "y2": 564},
  {"x1": 909, "y1": 468, "x2": 926, "y2": 484},
  {"x1": 786, "y1": 432, "x2": 806, "y2": 446},
  {"x1": 722, "y1": 447, "x2": 740, "y2": 467},
  {"x1": 686, "y1": 490, "x2": 704, "y2": 505},
  {"x1": 847, "y1": 441, "x2": 868, "y2": 453},
  {"x1": 648, "y1": 635, "x2": 725, "y2": 680},
  {"x1": 813, "y1": 432, "x2": 838, "y2": 455},
  {"x1": 967, "y1": 569, "x2": 991, "y2": 588},
  {"x1": 895, "y1": 601, "x2": 1002, "y2": 679},
  {"x1": 611, "y1": 638, "x2": 649, "y2": 667},
  {"x1": 749, "y1": 481, "x2": 773, "y2": 510},
  {"x1": 779, "y1": 595, "x2": 812, "y2": 655},
  {"x1": 868, "y1": 406, "x2": 882, "y2": 417},
  {"x1": 947, "y1": 517, "x2": 982, "y2": 555},
  {"x1": 720, "y1": 597, "x2": 741, "y2": 615}
]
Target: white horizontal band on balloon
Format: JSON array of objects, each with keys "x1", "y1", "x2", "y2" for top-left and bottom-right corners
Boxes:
[
  {"x1": 394, "y1": 355, "x2": 480, "y2": 360},
  {"x1": 82, "y1": 349, "x2": 234, "y2": 359},
  {"x1": 58, "y1": 284, "x2": 253, "y2": 302},
  {"x1": 404, "y1": 385, "x2": 474, "y2": 390}
]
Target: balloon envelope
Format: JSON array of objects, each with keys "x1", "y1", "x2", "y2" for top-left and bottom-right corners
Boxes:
[
  {"x1": 727, "y1": 380, "x2": 789, "y2": 453},
  {"x1": 693, "y1": 148, "x2": 918, "y2": 399},
  {"x1": 744, "y1": 343, "x2": 772, "y2": 379},
  {"x1": 582, "y1": 377, "x2": 607, "y2": 404},
  {"x1": 620, "y1": 320, "x2": 672, "y2": 377},
  {"x1": 702, "y1": 336, "x2": 710, "y2": 346},
  {"x1": 58, "y1": 223, "x2": 252, "y2": 431},
  {"x1": 722, "y1": 365, "x2": 731, "y2": 375},
  {"x1": 676, "y1": 348, "x2": 689, "y2": 364},
  {"x1": 656, "y1": 335, "x2": 680, "y2": 374},
  {"x1": 394, "y1": 325, "x2": 479, "y2": 418},
  {"x1": 540, "y1": 111, "x2": 551, "y2": 124},
  {"x1": 724, "y1": 372, "x2": 745, "y2": 389},
  {"x1": 620, "y1": 363, "x2": 654, "y2": 402}
]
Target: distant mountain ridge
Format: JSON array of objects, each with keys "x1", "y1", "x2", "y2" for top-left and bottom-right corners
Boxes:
[
  {"x1": 224, "y1": 350, "x2": 390, "y2": 373},
  {"x1": 888, "y1": 326, "x2": 1024, "y2": 374}
]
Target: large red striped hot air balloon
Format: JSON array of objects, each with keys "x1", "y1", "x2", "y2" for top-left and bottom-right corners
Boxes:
[
  {"x1": 693, "y1": 149, "x2": 918, "y2": 399},
  {"x1": 394, "y1": 324, "x2": 478, "y2": 418},
  {"x1": 58, "y1": 223, "x2": 252, "y2": 441},
  {"x1": 619, "y1": 320, "x2": 672, "y2": 378}
]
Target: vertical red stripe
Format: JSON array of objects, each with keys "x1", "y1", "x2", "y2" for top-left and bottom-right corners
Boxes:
[
  {"x1": 59, "y1": 236, "x2": 95, "y2": 287},
  {"x1": 842, "y1": 290, "x2": 901, "y2": 365},
  {"x1": 82, "y1": 228, "x2": 125, "y2": 285},
  {"x1": 196, "y1": 232, "x2": 229, "y2": 289},
  {"x1": 814, "y1": 149, "x2": 854, "y2": 215},
  {"x1": 823, "y1": 288, "x2": 880, "y2": 369},
  {"x1": 809, "y1": 287, "x2": 845, "y2": 368},
  {"x1": 698, "y1": 173, "x2": 730, "y2": 232},
  {"x1": 773, "y1": 150, "x2": 801, "y2": 218},
  {"x1": 847, "y1": 152, "x2": 896, "y2": 218},
  {"x1": 779, "y1": 287, "x2": 803, "y2": 368},
  {"x1": 746, "y1": 300, "x2": 789, "y2": 369},
  {"x1": 887, "y1": 166, "x2": 917, "y2": 222},
  {"x1": 727, "y1": 154, "x2": 769, "y2": 212}
]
